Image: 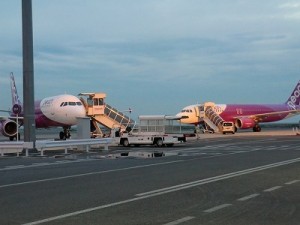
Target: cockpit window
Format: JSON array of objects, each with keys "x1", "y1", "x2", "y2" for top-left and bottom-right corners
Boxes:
[
  {"x1": 181, "y1": 109, "x2": 193, "y2": 113},
  {"x1": 60, "y1": 102, "x2": 81, "y2": 107}
]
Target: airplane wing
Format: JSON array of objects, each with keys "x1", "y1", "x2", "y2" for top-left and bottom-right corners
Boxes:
[
  {"x1": 165, "y1": 115, "x2": 185, "y2": 120},
  {"x1": 0, "y1": 110, "x2": 11, "y2": 113},
  {"x1": 0, "y1": 116, "x2": 8, "y2": 121},
  {"x1": 0, "y1": 109, "x2": 11, "y2": 120},
  {"x1": 0, "y1": 115, "x2": 24, "y2": 125},
  {"x1": 234, "y1": 109, "x2": 300, "y2": 122}
]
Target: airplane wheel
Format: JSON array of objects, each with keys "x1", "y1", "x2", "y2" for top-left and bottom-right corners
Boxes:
[
  {"x1": 59, "y1": 131, "x2": 65, "y2": 140},
  {"x1": 155, "y1": 138, "x2": 163, "y2": 147},
  {"x1": 122, "y1": 139, "x2": 130, "y2": 147},
  {"x1": 253, "y1": 126, "x2": 262, "y2": 132}
]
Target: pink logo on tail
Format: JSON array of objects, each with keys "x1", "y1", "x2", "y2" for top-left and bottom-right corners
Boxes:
[{"x1": 287, "y1": 81, "x2": 300, "y2": 110}]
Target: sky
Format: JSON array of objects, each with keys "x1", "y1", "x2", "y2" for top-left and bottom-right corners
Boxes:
[{"x1": 0, "y1": 0, "x2": 300, "y2": 122}]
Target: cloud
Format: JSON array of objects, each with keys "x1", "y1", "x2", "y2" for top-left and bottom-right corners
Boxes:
[
  {"x1": 279, "y1": 3, "x2": 300, "y2": 8},
  {"x1": 0, "y1": 0, "x2": 300, "y2": 119},
  {"x1": 278, "y1": 2, "x2": 300, "y2": 20}
]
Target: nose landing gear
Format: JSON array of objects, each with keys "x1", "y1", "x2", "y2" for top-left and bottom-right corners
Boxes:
[{"x1": 59, "y1": 126, "x2": 71, "y2": 140}]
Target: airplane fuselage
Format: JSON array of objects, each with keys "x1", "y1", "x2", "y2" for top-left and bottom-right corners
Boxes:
[
  {"x1": 177, "y1": 80, "x2": 300, "y2": 132},
  {"x1": 14, "y1": 94, "x2": 86, "y2": 128},
  {"x1": 220, "y1": 104, "x2": 294, "y2": 122},
  {"x1": 177, "y1": 103, "x2": 300, "y2": 130},
  {"x1": 1, "y1": 73, "x2": 87, "y2": 140},
  {"x1": 217, "y1": 104, "x2": 292, "y2": 121}
]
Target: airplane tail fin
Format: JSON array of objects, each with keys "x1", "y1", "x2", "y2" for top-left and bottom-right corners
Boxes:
[
  {"x1": 10, "y1": 72, "x2": 22, "y2": 106},
  {"x1": 286, "y1": 80, "x2": 300, "y2": 110}
]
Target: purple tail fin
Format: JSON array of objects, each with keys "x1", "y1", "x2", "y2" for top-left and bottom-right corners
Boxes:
[
  {"x1": 10, "y1": 72, "x2": 22, "y2": 106},
  {"x1": 286, "y1": 80, "x2": 300, "y2": 110}
]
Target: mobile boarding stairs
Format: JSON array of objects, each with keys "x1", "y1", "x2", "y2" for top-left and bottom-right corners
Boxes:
[
  {"x1": 79, "y1": 93, "x2": 135, "y2": 137},
  {"x1": 197, "y1": 102, "x2": 224, "y2": 133}
]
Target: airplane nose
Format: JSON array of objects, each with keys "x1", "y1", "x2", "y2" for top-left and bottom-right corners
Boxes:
[
  {"x1": 78, "y1": 106, "x2": 86, "y2": 116},
  {"x1": 176, "y1": 113, "x2": 189, "y2": 120},
  {"x1": 69, "y1": 105, "x2": 85, "y2": 118}
]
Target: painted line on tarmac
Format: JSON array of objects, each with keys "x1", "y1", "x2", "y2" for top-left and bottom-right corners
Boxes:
[
  {"x1": 0, "y1": 148, "x2": 261, "y2": 188},
  {"x1": 32, "y1": 163, "x2": 51, "y2": 166},
  {"x1": 177, "y1": 138, "x2": 274, "y2": 151},
  {"x1": 285, "y1": 179, "x2": 299, "y2": 185},
  {"x1": 22, "y1": 157, "x2": 300, "y2": 225},
  {"x1": 0, "y1": 159, "x2": 99, "y2": 171},
  {"x1": 163, "y1": 216, "x2": 195, "y2": 225},
  {"x1": 0, "y1": 159, "x2": 185, "y2": 189},
  {"x1": 237, "y1": 193, "x2": 260, "y2": 201},
  {"x1": 263, "y1": 186, "x2": 283, "y2": 192},
  {"x1": 203, "y1": 204, "x2": 232, "y2": 213},
  {"x1": 4, "y1": 165, "x2": 25, "y2": 169},
  {"x1": 267, "y1": 146, "x2": 278, "y2": 150},
  {"x1": 136, "y1": 158, "x2": 300, "y2": 197}
]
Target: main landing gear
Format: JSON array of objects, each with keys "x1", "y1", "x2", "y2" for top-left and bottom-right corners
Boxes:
[
  {"x1": 59, "y1": 126, "x2": 71, "y2": 140},
  {"x1": 9, "y1": 133, "x2": 21, "y2": 141},
  {"x1": 253, "y1": 124, "x2": 261, "y2": 132}
]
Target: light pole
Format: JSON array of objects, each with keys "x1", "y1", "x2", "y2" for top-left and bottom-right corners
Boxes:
[{"x1": 22, "y1": 0, "x2": 36, "y2": 150}]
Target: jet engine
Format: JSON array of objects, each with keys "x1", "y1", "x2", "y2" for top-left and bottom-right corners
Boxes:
[
  {"x1": 0, "y1": 119, "x2": 18, "y2": 138},
  {"x1": 235, "y1": 117, "x2": 256, "y2": 129}
]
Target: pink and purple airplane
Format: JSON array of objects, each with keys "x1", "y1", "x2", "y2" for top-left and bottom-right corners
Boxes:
[
  {"x1": 0, "y1": 73, "x2": 86, "y2": 140},
  {"x1": 176, "y1": 80, "x2": 300, "y2": 132}
]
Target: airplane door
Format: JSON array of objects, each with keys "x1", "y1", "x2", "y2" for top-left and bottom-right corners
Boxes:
[
  {"x1": 195, "y1": 106, "x2": 200, "y2": 117},
  {"x1": 199, "y1": 105, "x2": 205, "y2": 118}
]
